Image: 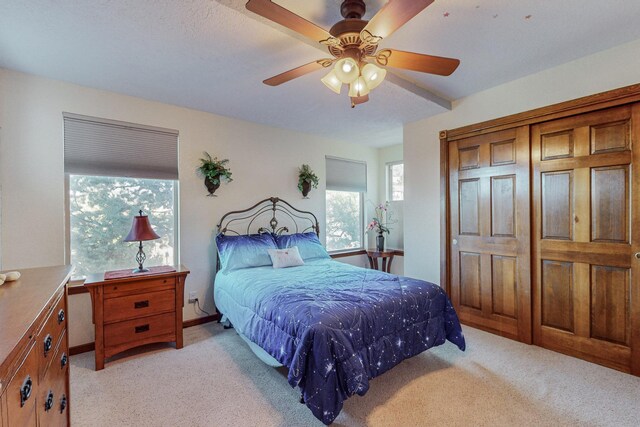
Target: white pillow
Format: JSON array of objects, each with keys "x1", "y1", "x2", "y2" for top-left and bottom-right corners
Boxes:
[{"x1": 267, "y1": 246, "x2": 304, "y2": 269}]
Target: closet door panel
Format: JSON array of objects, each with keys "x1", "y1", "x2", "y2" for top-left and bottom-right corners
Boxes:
[
  {"x1": 449, "y1": 126, "x2": 531, "y2": 343},
  {"x1": 532, "y1": 104, "x2": 640, "y2": 374}
]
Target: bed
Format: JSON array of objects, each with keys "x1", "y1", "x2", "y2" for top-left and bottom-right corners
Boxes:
[{"x1": 213, "y1": 197, "x2": 465, "y2": 425}]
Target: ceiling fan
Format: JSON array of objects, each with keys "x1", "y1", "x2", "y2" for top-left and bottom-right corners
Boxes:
[{"x1": 246, "y1": 0, "x2": 460, "y2": 107}]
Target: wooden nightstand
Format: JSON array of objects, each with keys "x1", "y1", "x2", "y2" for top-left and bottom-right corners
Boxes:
[
  {"x1": 366, "y1": 249, "x2": 404, "y2": 273},
  {"x1": 84, "y1": 265, "x2": 189, "y2": 370}
]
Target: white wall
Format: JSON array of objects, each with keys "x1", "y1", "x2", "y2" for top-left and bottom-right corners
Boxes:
[
  {"x1": 376, "y1": 143, "x2": 403, "y2": 275},
  {"x1": 404, "y1": 37, "x2": 640, "y2": 284},
  {"x1": 0, "y1": 69, "x2": 379, "y2": 346}
]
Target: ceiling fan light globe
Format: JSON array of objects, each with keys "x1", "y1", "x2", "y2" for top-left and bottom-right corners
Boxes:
[
  {"x1": 348, "y1": 77, "x2": 370, "y2": 97},
  {"x1": 334, "y1": 58, "x2": 360, "y2": 84},
  {"x1": 321, "y1": 70, "x2": 342, "y2": 94},
  {"x1": 362, "y1": 63, "x2": 386, "y2": 90}
]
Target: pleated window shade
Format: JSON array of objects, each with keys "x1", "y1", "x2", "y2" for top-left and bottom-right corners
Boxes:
[
  {"x1": 63, "y1": 113, "x2": 179, "y2": 180},
  {"x1": 325, "y1": 156, "x2": 367, "y2": 192}
]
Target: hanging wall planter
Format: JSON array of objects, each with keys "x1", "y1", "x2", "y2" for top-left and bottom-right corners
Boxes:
[
  {"x1": 197, "y1": 152, "x2": 233, "y2": 196},
  {"x1": 297, "y1": 164, "x2": 319, "y2": 198}
]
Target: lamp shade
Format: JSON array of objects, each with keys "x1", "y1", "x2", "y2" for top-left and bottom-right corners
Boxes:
[
  {"x1": 334, "y1": 58, "x2": 360, "y2": 84},
  {"x1": 321, "y1": 70, "x2": 342, "y2": 94},
  {"x1": 124, "y1": 210, "x2": 160, "y2": 242},
  {"x1": 361, "y1": 63, "x2": 386, "y2": 90},
  {"x1": 348, "y1": 76, "x2": 370, "y2": 97}
]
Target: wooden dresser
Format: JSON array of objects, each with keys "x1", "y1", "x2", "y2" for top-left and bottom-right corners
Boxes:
[
  {"x1": 0, "y1": 265, "x2": 73, "y2": 427},
  {"x1": 84, "y1": 266, "x2": 189, "y2": 370}
]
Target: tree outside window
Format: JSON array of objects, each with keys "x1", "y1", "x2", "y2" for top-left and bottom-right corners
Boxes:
[
  {"x1": 325, "y1": 190, "x2": 363, "y2": 252},
  {"x1": 68, "y1": 175, "x2": 177, "y2": 276}
]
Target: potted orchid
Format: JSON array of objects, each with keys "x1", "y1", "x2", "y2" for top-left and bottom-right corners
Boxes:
[{"x1": 366, "y1": 201, "x2": 395, "y2": 251}]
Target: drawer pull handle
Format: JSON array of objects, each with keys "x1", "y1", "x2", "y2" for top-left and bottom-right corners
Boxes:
[
  {"x1": 44, "y1": 334, "x2": 53, "y2": 356},
  {"x1": 20, "y1": 375, "x2": 32, "y2": 407},
  {"x1": 58, "y1": 309, "x2": 65, "y2": 324},
  {"x1": 45, "y1": 390, "x2": 54, "y2": 412},
  {"x1": 134, "y1": 300, "x2": 150, "y2": 309},
  {"x1": 60, "y1": 394, "x2": 67, "y2": 414},
  {"x1": 135, "y1": 324, "x2": 150, "y2": 333},
  {"x1": 61, "y1": 352, "x2": 68, "y2": 368}
]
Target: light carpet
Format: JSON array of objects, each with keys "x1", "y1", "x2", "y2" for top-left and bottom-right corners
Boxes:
[{"x1": 70, "y1": 323, "x2": 640, "y2": 426}]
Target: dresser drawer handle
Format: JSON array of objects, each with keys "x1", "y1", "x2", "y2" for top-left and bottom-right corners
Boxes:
[
  {"x1": 20, "y1": 375, "x2": 32, "y2": 407},
  {"x1": 135, "y1": 324, "x2": 150, "y2": 333},
  {"x1": 60, "y1": 394, "x2": 67, "y2": 414},
  {"x1": 44, "y1": 390, "x2": 54, "y2": 412},
  {"x1": 44, "y1": 334, "x2": 53, "y2": 355},
  {"x1": 58, "y1": 309, "x2": 65, "y2": 324},
  {"x1": 61, "y1": 352, "x2": 68, "y2": 368},
  {"x1": 134, "y1": 300, "x2": 150, "y2": 309}
]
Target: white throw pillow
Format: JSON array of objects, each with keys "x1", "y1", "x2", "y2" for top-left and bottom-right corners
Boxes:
[{"x1": 267, "y1": 246, "x2": 305, "y2": 269}]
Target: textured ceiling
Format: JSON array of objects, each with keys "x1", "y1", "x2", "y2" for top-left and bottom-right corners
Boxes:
[{"x1": 2, "y1": 1, "x2": 640, "y2": 147}]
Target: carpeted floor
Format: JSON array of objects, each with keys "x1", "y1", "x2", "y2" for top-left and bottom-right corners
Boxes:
[{"x1": 70, "y1": 323, "x2": 640, "y2": 426}]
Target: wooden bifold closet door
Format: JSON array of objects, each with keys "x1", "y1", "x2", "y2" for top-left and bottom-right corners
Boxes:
[
  {"x1": 448, "y1": 126, "x2": 532, "y2": 343},
  {"x1": 532, "y1": 105, "x2": 640, "y2": 374}
]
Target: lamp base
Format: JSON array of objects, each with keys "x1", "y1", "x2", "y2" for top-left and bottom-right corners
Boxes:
[{"x1": 132, "y1": 267, "x2": 150, "y2": 274}]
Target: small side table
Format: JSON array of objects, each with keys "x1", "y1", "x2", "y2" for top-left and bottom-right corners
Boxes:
[
  {"x1": 366, "y1": 249, "x2": 404, "y2": 273},
  {"x1": 84, "y1": 265, "x2": 189, "y2": 370}
]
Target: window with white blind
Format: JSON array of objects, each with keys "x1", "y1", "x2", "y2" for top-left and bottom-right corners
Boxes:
[
  {"x1": 325, "y1": 156, "x2": 366, "y2": 252},
  {"x1": 63, "y1": 113, "x2": 179, "y2": 276}
]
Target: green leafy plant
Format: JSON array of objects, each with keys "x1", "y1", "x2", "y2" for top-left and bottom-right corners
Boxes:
[
  {"x1": 197, "y1": 152, "x2": 233, "y2": 185},
  {"x1": 297, "y1": 164, "x2": 319, "y2": 193}
]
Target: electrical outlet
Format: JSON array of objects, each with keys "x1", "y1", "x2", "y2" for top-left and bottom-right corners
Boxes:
[{"x1": 188, "y1": 291, "x2": 197, "y2": 303}]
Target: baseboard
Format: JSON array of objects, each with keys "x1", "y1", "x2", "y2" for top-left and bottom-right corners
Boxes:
[
  {"x1": 69, "y1": 342, "x2": 95, "y2": 356},
  {"x1": 69, "y1": 314, "x2": 220, "y2": 356},
  {"x1": 182, "y1": 313, "x2": 220, "y2": 328}
]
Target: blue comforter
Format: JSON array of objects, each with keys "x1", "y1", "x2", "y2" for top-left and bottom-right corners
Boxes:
[{"x1": 214, "y1": 259, "x2": 465, "y2": 424}]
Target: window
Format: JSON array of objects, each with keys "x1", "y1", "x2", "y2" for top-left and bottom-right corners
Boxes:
[
  {"x1": 325, "y1": 156, "x2": 367, "y2": 252},
  {"x1": 325, "y1": 190, "x2": 364, "y2": 252},
  {"x1": 387, "y1": 161, "x2": 404, "y2": 201},
  {"x1": 68, "y1": 175, "x2": 177, "y2": 276},
  {"x1": 63, "y1": 113, "x2": 179, "y2": 276}
]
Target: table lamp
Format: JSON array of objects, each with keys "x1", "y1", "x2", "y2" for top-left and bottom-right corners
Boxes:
[{"x1": 124, "y1": 210, "x2": 160, "y2": 273}]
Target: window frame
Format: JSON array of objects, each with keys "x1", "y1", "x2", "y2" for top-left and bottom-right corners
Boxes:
[
  {"x1": 64, "y1": 173, "x2": 180, "y2": 274},
  {"x1": 386, "y1": 160, "x2": 404, "y2": 202},
  {"x1": 324, "y1": 189, "x2": 365, "y2": 255}
]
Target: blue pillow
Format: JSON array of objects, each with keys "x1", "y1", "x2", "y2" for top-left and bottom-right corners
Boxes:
[
  {"x1": 275, "y1": 232, "x2": 330, "y2": 261},
  {"x1": 216, "y1": 233, "x2": 277, "y2": 272}
]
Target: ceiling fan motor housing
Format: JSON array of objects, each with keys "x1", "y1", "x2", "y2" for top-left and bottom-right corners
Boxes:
[{"x1": 340, "y1": 0, "x2": 366, "y2": 19}]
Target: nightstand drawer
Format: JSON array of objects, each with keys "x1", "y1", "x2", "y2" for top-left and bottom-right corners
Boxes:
[
  {"x1": 104, "y1": 312, "x2": 176, "y2": 349},
  {"x1": 104, "y1": 277, "x2": 176, "y2": 298},
  {"x1": 103, "y1": 289, "x2": 175, "y2": 324}
]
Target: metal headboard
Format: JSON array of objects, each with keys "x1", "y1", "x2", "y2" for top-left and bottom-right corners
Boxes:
[{"x1": 216, "y1": 197, "x2": 320, "y2": 238}]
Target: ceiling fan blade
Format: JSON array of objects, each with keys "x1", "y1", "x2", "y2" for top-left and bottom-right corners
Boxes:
[
  {"x1": 263, "y1": 60, "x2": 332, "y2": 86},
  {"x1": 246, "y1": 0, "x2": 332, "y2": 43},
  {"x1": 361, "y1": 0, "x2": 434, "y2": 41},
  {"x1": 350, "y1": 95, "x2": 369, "y2": 108},
  {"x1": 376, "y1": 49, "x2": 460, "y2": 76}
]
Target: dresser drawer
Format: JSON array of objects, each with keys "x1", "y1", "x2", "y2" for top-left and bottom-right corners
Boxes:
[
  {"x1": 104, "y1": 289, "x2": 175, "y2": 324},
  {"x1": 104, "y1": 312, "x2": 176, "y2": 350},
  {"x1": 5, "y1": 344, "x2": 38, "y2": 427},
  {"x1": 38, "y1": 331, "x2": 69, "y2": 427},
  {"x1": 104, "y1": 277, "x2": 176, "y2": 298},
  {"x1": 37, "y1": 294, "x2": 66, "y2": 380}
]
